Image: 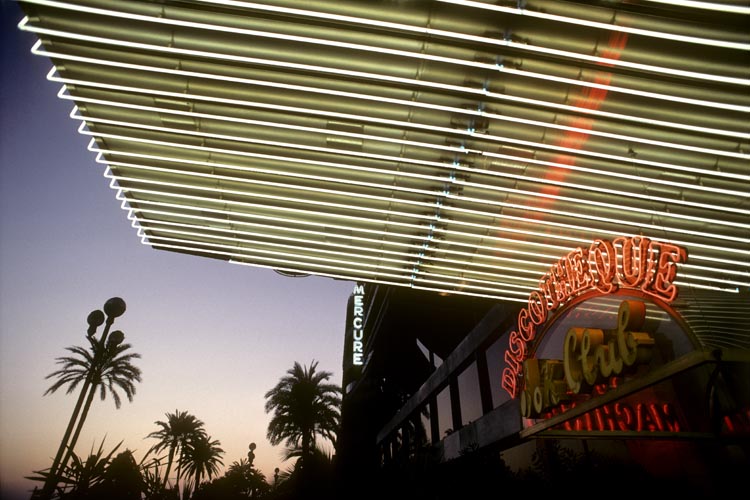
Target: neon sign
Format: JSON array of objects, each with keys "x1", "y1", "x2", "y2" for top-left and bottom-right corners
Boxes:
[
  {"x1": 502, "y1": 236, "x2": 687, "y2": 398},
  {"x1": 521, "y1": 300, "x2": 654, "y2": 418},
  {"x1": 550, "y1": 398, "x2": 681, "y2": 433},
  {"x1": 352, "y1": 284, "x2": 365, "y2": 366}
]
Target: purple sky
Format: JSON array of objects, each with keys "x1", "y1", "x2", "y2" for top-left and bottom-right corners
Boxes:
[{"x1": 0, "y1": 2, "x2": 355, "y2": 497}]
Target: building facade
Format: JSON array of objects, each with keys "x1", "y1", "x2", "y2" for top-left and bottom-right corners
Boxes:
[{"x1": 339, "y1": 235, "x2": 749, "y2": 498}]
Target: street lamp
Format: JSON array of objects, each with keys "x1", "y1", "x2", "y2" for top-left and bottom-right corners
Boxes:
[{"x1": 37, "y1": 297, "x2": 127, "y2": 500}]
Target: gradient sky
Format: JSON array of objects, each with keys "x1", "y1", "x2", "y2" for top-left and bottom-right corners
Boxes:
[{"x1": 0, "y1": 2, "x2": 356, "y2": 497}]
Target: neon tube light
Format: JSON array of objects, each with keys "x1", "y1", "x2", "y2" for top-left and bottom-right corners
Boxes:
[
  {"x1": 99, "y1": 172, "x2": 576, "y2": 257},
  {"x1": 55, "y1": 77, "x2": 750, "y2": 187},
  {"x1": 21, "y1": 20, "x2": 749, "y2": 110},
  {"x1": 134, "y1": 215, "x2": 548, "y2": 281},
  {"x1": 146, "y1": 234, "x2": 410, "y2": 275},
  {"x1": 123, "y1": 201, "x2": 559, "y2": 270},
  {"x1": 144, "y1": 228, "x2": 538, "y2": 293},
  {"x1": 94, "y1": 147, "x2": 749, "y2": 234},
  {"x1": 85, "y1": 132, "x2": 750, "y2": 271},
  {"x1": 501, "y1": 236, "x2": 689, "y2": 398},
  {"x1": 98, "y1": 159, "x2": 750, "y2": 251},
  {"x1": 53, "y1": 79, "x2": 749, "y2": 185},
  {"x1": 84, "y1": 142, "x2": 750, "y2": 248},
  {"x1": 89, "y1": 135, "x2": 750, "y2": 267},
  {"x1": 124, "y1": 204, "x2": 556, "y2": 265},
  {"x1": 642, "y1": 0, "x2": 750, "y2": 15},
  {"x1": 57, "y1": 81, "x2": 749, "y2": 164},
  {"x1": 73, "y1": 113, "x2": 750, "y2": 229},
  {"x1": 98, "y1": 183, "x2": 570, "y2": 262},
  {"x1": 88, "y1": 141, "x2": 750, "y2": 219},
  {"x1": 103, "y1": 171, "x2": 750, "y2": 277},
  {"x1": 147, "y1": 234, "x2": 543, "y2": 297},
  {"x1": 114, "y1": 186, "x2": 746, "y2": 289},
  {"x1": 437, "y1": 0, "x2": 750, "y2": 50},
  {"x1": 33, "y1": 44, "x2": 750, "y2": 182},
  {"x1": 36, "y1": 43, "x2": 749, "y2": 140},
  {"x1": 22, "y1": 0, "x2": 750, "y2": 87}
]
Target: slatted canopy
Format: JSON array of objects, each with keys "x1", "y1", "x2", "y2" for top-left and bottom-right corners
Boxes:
[{"x1": 17, "y1": 0, "x2": 749, "y2": 309}]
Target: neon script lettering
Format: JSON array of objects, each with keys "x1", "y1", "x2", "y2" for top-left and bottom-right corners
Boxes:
[{"x1": 521, "y1": 300, "x2": 655, "y2": 418}]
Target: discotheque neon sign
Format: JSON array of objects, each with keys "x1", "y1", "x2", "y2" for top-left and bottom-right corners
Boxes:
[{"x1": 501, "y1": 235, "x2": 687, "y2": 399}]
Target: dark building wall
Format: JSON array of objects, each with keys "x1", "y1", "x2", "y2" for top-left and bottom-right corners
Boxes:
[{"x1": 339, "y1": 284, "x2": 750, "y2": 499}]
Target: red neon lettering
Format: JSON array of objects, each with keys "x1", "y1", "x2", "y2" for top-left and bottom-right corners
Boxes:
[
  {"x1": 661, "y1": 403, "x2": 680, "y2": 432},
  {"x1": 600, "y1": 404, "x2": 617, "y2": 431},
  {"x1": 552, "y1": 261, "x2": 569, "y2": 303},
  {"x1": 616, "y1": 236, "x2": 652, "y2": 288},
  {"x1": 504, "y1": 348, "x2": 522, "y2": 376},
  {"x1": 615, "y1": 403, "x2": 634, "y2": 431},
  {"x1": 508, "y1": 331, "x2": 526, "y2": 361},
  {"x1": 501, "y1": 236, "x2": 686, "y2": 399},
  {"x1": 518, "y1": 309, "x2": 534, "y2": 342},
  {"x1": 538, "y1": 275, "x2": 559, "y2": 312},
  {"x1": 501, "y1": 367, "x2": 517, "y2": 397},
  {"x1": 724, "y1": 416, "x2": 735, "y2": 433},
  {"x1": 583, "y1": 411, "x2": 593, "y2": 431},
  {"x1": 548, "y1": 402, "x2": 679, "y2": 433},
  {"x1": 588, "y1": 239, "x2": 617, "y2": 294},
  {"x1": 528, "y1": 290, "x2": 547, "y2": 326},
  {"x1": 561, "y1": 405, "x2": 574, "y2": 430},
  {"x1": 593, "y1": 407, "x2": 605, "y2": 430},
  {"x1": 647, "y1": 242, "x2": 687, "y2": 302},
  {"x1": 636, "y1": 403, "x2": 661, "y2": 432},
  {"x1": 565, "y1": 247, "x2": 592, "y2": 293},
  {"x1": 648, "y1": 403, "x2": 665, "y2": 431}
]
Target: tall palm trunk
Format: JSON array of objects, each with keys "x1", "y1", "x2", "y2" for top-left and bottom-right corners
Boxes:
[
  {"x1": 162, "y1": 445, "x2": 176, "y2": 489},
  {"x1": 187, "y1": 470, "x2": 202, "y2": 500},
  {"x1": 301, "y1": 431, "x2": 312, "y2": 470},
  {"x1": 59, "y1": 367, "x2": 101, "y2": 480},
  {"x1": 175, "y1": 456, "x2": 186, "y2": 498},
  {"x1": 38, "y1": 373, "x2": 92, "y2": 498}
]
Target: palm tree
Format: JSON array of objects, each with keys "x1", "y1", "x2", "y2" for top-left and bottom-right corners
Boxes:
[
  {"x1": 264, "y1": 360, "x2": 341, "y2": 472},
  {"x1": 66, "y1": 336, "x2": 141, "y2": 454},
  {"x1": 146, "y1": 410, "x2": 206, "y2": 490},
  {"x1": 225, "y1": 458, "x2": 268, "y2": 497},
  {"x1": 179, "y1": 434, "x2": 224, "y2": 498},
  {"x1": 62, "y1": 441, "x2": 121, "y2": 498},
  {"x1": 42, "y1": 331, "x2": 141, "y2": 495}
]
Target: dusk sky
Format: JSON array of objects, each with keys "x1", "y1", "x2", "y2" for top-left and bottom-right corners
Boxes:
[{"x1": 0, "y1": 2, "x2": 356, "y2": 497}]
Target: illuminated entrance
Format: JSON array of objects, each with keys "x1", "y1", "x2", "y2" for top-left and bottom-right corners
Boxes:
[{"x1": 369, "y1": 234, "x2": 748, "y2": 493}]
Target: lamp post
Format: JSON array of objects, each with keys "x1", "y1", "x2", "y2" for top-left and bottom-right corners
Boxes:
[{"x1": 37, "y1": 297, "x2": 127, "y2": 500}]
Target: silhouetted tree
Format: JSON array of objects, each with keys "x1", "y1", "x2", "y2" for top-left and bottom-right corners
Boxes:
[
  {"x1": 28, "y1": 438, "x2": 122, "y2": 499},
  {"x1": 178, "y1": 434, "x2": 224, "y2": 498},
  {"x1": 41, "y1": 329, "x2": 141, "y2": 496},
  {"x1": 192, "y1": 458, "x2": 269, "y2": 499},
  {"x1": 225, "y1": 458, "x2": 268, "y2": 497},
  {"x1": 146, "y1": 410, "x2": 206, "y2": 492},
  {"x1": 94, "y1": 449, "x2": 144, "y2": 500},
  {"x1": 140, "y1": 453, "x2": 179, "y2": 500},
  {"x1": 264, "y1": 360, "x2": 340, "y2": 496},
  {"x1": 278, "y1": 445, "x2": 336, "y2": 499}
]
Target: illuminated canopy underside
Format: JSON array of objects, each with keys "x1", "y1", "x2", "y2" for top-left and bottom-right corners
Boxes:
[{"x1": 18, "y1": 0, "x2": 750, "y2": 345}]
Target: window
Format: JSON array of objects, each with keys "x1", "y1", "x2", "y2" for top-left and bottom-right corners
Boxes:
[{"x1": 458, "y1": 361, "x2": 483, "y2": 425}]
